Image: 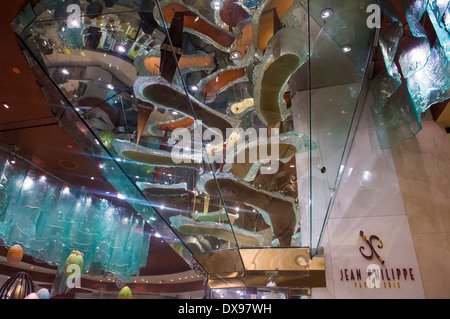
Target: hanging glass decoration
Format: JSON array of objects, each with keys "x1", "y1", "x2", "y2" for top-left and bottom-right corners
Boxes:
[
  {"x1": 0, "y1": 150, "x2": 151, "y2": 288},
  {"x1": 372, "y1": 0, "x2": 450, "y2": 149}
]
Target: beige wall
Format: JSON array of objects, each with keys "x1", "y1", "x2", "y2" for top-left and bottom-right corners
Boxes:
[{"x1": 391, "y1": 111, "x2": 450, "y2": 299}]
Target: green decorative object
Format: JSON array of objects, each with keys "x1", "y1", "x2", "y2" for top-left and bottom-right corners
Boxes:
[
  {"x1": 63, "y1": 250, "x2": 84, "y2": 277},
  {"x1": 100, "y1": 129, "x2": 115, "y2": 147},
  {"x1": 118, "y1": 286, "x2": 132, "y2": 299}
]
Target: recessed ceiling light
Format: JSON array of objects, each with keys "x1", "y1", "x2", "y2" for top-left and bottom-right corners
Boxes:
[
  {"x1": 117, "y1": 45, "x2": 126, "y2": 53},
  {"x1": 117, "y1": 193, "x2": 125, "y2": 200},
  {"x1": 230, "y1": 51, "x2": 242, "y2": 60},
  {"x1": 341, "y1": 45, "x2": 352, "y2": 53},
  {"x1": 211, "y1": 0, "x2": 223, "y2": 11},
  {"x1": 3, "y1": 103, "x2": 10, "y2": 109},
  {"x1": 12, "y1": 67, "x2": 21, "y2": 74},
  {"x1": 90, "y1": 176, "x2": 95, "y2": 180},
  {"x1": 61, "y1": 68, "x2": 70, "y2": 75},
  {"x1": 321, "y1": 8, "x2": 334, "y2": 19},
  {"x1": 190, "y1": 85, "x2": 199, "y2": 92}
]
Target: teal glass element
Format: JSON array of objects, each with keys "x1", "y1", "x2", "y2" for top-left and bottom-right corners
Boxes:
[
  {"x1": 373, "y1": 0, "x2": 450, "y2": 149},
  {"x1": 0, "y1": 151, "x2": 150, "y2": 284}
]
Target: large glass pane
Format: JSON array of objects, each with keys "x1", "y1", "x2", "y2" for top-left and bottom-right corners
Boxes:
[
  {"x1": 13, "y1": 0, "x2": 376, "y2": 290},
  {"x1": 296, "y1": 0, "x2": 377, "y2": 254}
]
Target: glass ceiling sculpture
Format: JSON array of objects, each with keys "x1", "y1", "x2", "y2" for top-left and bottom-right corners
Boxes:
[
  {"x1": 12, "y1": 0, "x2": 377, "y2": 290},
  {"x1": 372, "y1": 0, "x2": 450, "y2": 149}
]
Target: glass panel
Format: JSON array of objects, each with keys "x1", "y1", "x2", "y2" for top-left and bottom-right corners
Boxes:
[
  {"x1": 13, "y1": 0, "x2": 376, "y2": 281},
  {"x1": 152, "y1": 0, "x2": 312, "y2": 252},
  {"x1": 299, "y1": 0, "x2": 377, "y2": 255}
]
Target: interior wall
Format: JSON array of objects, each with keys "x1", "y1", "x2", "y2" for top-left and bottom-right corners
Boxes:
[
  {"x1": 391, "y1": 111, "x2": 450, "y2": 299},
  {"x1": 311, "y1": 91, "x2": 425, "y2": 299}
]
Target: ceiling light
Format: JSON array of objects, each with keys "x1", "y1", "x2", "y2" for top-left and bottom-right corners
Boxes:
[
  {"x1": 230, "y1": 51, "x2": 242, "y2": 60},
  {"x1": 341, "y1": 45, "x2": 352, "y2": 53},
  {"x1": 90, "y1": 176, "x2": 95, "y2": 180},
  {"x1": 107, "y1": 84, "x2": 114, "y2": 90},
  {"x1": 211, "y1": 0, "x2": 223, "y2": 11},
  {"x1": 190, "y1": 85, "x2": 199, "y2": 92},
  {"x1": 61, "y1": 68, "x2": 69, "y2": 75},
  {"x1": 12, "y1": 67, "x2": 21, "y2": 74},
  {"x1": 117, "y1": 193, "x2": 125, "y2": 200},
  {"x1": 23, "y1": 177, "x2": 34, "y2": 191},
  {"x1": 117, "y1": 45, "x2": 126, "y2": 53},
  {"x1": 320, "y1": 8, "x2": 334, "y2": 19},
  {"x1": 3, "y1": 103, "x2": 10, "y2": 109}
]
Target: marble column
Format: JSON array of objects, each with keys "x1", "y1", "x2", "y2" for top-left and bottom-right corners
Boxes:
[{"x1": 391, "y1": 111, "x2": 450, "y2": 299}]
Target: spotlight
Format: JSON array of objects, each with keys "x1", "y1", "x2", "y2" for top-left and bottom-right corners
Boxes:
[
  {"x1": 116, "y1": 45, "x2": 126, "y2": 53},
  {"x1": 211, "y1": 0, "x2": 223, "y2": 11},
  {"x1": 230, "y1": 51, "x2": 242, "y2": 60},
  {"x1": 320, "y1": 8, "x2": 334, "y2": 19},
  {"x1": 341, "y1": 45, "x2": 352, "y2": 53}
]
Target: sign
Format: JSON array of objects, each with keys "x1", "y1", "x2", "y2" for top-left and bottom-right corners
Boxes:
[{"x1": 339, "y1": 231, "x2": 417, "y2": 289}]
